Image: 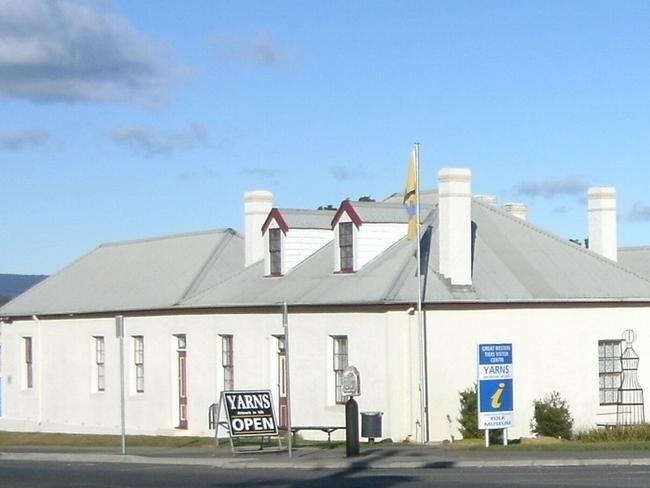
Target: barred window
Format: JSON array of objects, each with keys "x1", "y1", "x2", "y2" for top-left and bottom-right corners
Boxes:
[
  {"x1": 339, "y1": 223, "x2": 354, "y2": 272},
  {"x1": 269, "y1": 228, "x2": 282, "y2": 276},
  {"x1": 24, "y1": 337, "x2": 33, "y2": 389},
  {"x1": 599, "y1": 340, "x2": 622, "y2": 405},
  {"x1": 133, "y1": 336, "x2": 144, "y2": 393},
  {"x1": 95, "y1": 336, "x2": 105, "y2": 392},
  {"x1": 333, "y1": 336, "x2": 348, "y2": 404},
  {"x1": 221, "y1": 335, "x2": 234, "y2": 391}
]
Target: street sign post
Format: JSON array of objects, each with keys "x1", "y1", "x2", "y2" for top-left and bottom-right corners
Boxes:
[{"x1": 477, "y1": 343, "x2": 513, "y2": 447}]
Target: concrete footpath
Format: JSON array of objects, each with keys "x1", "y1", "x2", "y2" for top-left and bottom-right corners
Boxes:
[{"x1": 3, "y1": 443, "x2": 650, "y2": 470}]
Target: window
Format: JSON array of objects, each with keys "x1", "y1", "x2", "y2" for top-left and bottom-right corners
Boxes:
[
  {"x1": 269, "y1": 228, "x2": 282, "y2": 276},
  {"x1": 24, "y1": 337, "x2": 33, "y2": 389},
  {"x1": 221, "y1": 335, "x2": 233, "y2": 391},
  {"x1": 94, "y1": 336, "x2": 105, "y2": 392},
  {"x1": 332, "y1": 336, "x2": 348, "y2": 404},
  {"x1": 133, "y1": 336, "x2": 144, "y2": 393},
  {"x1": 339, "y1": 223, "x2": 354, "y2": 272},
  {"x1": 599, "y1": 340, "x2": 622, "y2": 405}
]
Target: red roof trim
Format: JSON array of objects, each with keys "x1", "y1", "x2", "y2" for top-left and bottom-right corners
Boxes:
[
  {"x1": 261, "y1": 208, "x2": 289, "y2": 235},
  {"x1": 330, "y1": 200, "x2": 363, "y2": 230}
]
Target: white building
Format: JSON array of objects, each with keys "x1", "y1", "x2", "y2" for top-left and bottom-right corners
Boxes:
[{"x1": 2, "y1": 169, "x2": 650, "y2": 442}]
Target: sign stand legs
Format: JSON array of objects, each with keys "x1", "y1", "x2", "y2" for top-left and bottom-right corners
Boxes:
[{"x1": 484, "y1": 429, "x2": 489, "y2": 448}]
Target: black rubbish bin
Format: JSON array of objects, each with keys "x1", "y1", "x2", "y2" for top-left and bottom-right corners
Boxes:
[{"x1": 361, "y1": 411, "x2": 383, "y2": 443}]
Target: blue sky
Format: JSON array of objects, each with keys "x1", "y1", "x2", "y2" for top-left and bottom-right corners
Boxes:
[{"x1": 3, "y1": 0, "x2": 650, "y2": 274}]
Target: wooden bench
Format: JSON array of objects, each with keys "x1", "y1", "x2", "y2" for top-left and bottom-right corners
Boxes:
[{"x1": 288, "y1": 426, "x2": 346, "y2": 446}]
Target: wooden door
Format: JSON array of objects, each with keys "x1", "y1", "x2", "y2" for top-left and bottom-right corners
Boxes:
[{"x1": 278, "y1": 350, "x2": 287, "y2": 427}]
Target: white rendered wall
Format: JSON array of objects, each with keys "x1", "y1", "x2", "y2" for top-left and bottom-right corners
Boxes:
[
  {"x1": 284, "y1": 229, "x2": 332, "y2": 273},
  {"x1": 356, "y1": 223, "x2": 407, "y2": 269},
  {"x1": 0, "y1": 309, "x2": 416, "y2": 442},
  {"x1": 426, "y1": 305, "x2": 650, "y2": 441}
]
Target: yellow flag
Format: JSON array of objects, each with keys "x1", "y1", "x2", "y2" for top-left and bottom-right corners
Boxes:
[{"x1": 403, "y1": 150, "x2": 417, "y2": 239}]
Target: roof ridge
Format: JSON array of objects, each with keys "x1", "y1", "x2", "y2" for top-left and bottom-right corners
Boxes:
[
  {"x1": 100, "y1": 228, "x2": 236, "y2": 248},
  {"x1": 177, "y1": 231, "x2": 239, "y2": 303},
  {"x1": 474, "y1": 199, "x2": 650, "y2": 286},
  {"x1": 619, "y1": 245, "x2": 650, "y2": 251}
]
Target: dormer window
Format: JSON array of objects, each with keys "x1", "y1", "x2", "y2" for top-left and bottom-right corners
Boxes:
[
  {"x1": 339, "y1": 222, "x2": 354, "y2": 272},
  {"x1": 269, "y1": 228, "x2": 282, "y2": 276}
]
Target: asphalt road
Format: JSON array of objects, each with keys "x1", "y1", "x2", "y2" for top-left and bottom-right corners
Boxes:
[{"x1": 3, "y1": 460, "x2": 650, "y2": 487}]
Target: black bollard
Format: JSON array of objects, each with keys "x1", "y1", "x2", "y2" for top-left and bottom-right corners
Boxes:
[{"x1": 345, "y1": 397, "x2": 360, "y2": 457}]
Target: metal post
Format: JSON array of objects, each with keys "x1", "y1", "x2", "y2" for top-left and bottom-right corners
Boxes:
[
  {"x1": 116, "y1": 315, "x2": 126, "y2": 455},
  {"x1": 345, "y1": 397, "x2": 360, "y2": 457},
  {"x1": 503, "y1": 428, "x2": 508, "y2": 446},
  {"x1": 485, "y1": 429, "x2": 489, "y2": 448},
  {"x1": 282, "y1": 302, "x2": 293, "y2": 459},
  {"x1": 414, "y1": 142, "x2": 429, "y2": 443}
]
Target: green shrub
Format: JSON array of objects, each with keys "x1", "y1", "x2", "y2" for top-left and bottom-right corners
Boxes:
[
  {"x1": 457, "y1": 384, "x2": 503, "y2": 444},
  {"x1": 458, "y1": 384, "x2": 479, "y2": 438},
  {"x1": 531, "y1": 391, "x2": 573, "y2": 439},
  {"x1": 577, "y1": 424, "x2": 650, "y2": 442}
]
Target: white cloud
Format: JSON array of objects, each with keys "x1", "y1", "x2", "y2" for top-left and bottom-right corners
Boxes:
[
  {"x1": 0, "y1": 129, "x2": 50, "y2": 151},
  {"x1": 242, "y1": 167, "x2": 279, "y2": 179},
  {"x1": 628, "y1": 202, "x2": 650, "y2": 221},
  {"x1": 109, "y1": 123, "x2": 208, "y2": 157},
  {"x1": 0, "y1": 0, "x2": 180, "y2": 105},
  {"x1": 513, "y1": 176, "x2": 588, "y2": 199},
  {"x1": 330, "y1": 165, "x2": 370, "y2": 181},
  {"x1": 212, "y1": 32, "x2": 290, "y2": 67}
]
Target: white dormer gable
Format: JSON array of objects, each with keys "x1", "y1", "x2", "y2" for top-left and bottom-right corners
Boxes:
[
  {"x1": 261, "y1": 209, "x2": 334, "y2": 276},
  {"x1": 331, "y1": 201, "x2": 409, "y2": 272}
]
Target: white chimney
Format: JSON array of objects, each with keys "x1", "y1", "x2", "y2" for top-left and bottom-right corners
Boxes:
[
  {"x1": 588, "y1": 186, "x2": 617, "y2": 261},
  {"x1": 475, "y1": 194, "x2": 497, "y2": 206},
  {"x1": 503, "y1": 202, "x2": 528, "y2": 221},
  {"x1": 438, "y1": 168, "x2": 472, "y2": 286},
  {"x1": 244, "y1": 190, "x2": 273, "y2": 266}
]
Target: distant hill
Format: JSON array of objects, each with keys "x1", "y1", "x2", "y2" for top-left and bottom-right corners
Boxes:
[{"x1": 0, "y1": 274, "x2": 48, "y2": 304}]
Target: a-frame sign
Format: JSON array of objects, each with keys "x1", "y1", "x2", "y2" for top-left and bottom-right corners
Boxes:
[{"x1": 214, "y1": 389, "x2": 283, "y2": 453}]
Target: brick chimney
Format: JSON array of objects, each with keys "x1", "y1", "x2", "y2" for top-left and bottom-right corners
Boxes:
[
  {"x1": 244, "y1": 190, "x2": 273, "y2": 266},
  {"x1": 503, "y1": 202, "x2": 528, "y2": 221},
  {"x1": 588, "y1": 186, "x2": 617, "y2": 261},
  {"x1": 438, "y1": 168, "x2": 472, "y2": 286}
]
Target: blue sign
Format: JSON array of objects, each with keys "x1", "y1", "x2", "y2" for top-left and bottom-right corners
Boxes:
[{"x1": 478, "y1": 343, "x2": 514, "y2": 429}]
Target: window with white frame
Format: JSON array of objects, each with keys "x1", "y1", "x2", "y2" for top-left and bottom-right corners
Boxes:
[
  {"x1": 338, "y1": 223, "x2": 354, "y2": 272},
  {"x1": 133, "y1": 336, "x2": 144, "y2": 393},
  {"x1": 599, "y1": 339, "x2": 622, "y2": 405},
  {"x1": 94, "y1": 336, "x2": 106, "y2": 392},
  {"x1": 23, "y1": 337, "x2": 33, "y2": 389},
  {"x1": 332, "y1": 336, "x2": 348, "y2": 404},
  {"x1": 221, "y1": 335, "x2": 233, "y2": 391},
  {"x1": 269, "y1": 228, "x2": 282, "y2": 276}
]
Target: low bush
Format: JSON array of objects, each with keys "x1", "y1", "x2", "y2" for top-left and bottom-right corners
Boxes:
[
  {"x1": 577, "y1": 424, "x2": 650, "y2": 442},
  {"x1": 457, "y1": 384, "x2": 503, "y2": 444},
  {"x1": 458, "y1": 385, "x2": 479, "y2": 438},
  {"x1": 530, "y1": 391, "x2": 573, "y2": 439}
]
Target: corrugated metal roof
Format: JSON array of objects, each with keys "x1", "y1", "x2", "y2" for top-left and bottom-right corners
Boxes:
[
  {"x1": 349, "y1": 201, "x2": 412, "y2": 224},
  {"x1": 0, "y1": 229, "x2": 243, "y2": 316},
  {"x1": 618, "y1": 247, "x2": 650, "y2": 280},
  {"x1": 277, "y1": 209, "x2": 335, "y2": 229},
  {"x1": 5, "y1": 197, "x2": 650, "y2": 317},
  {"x1": 181, "y1": 200, "x2": 650, "y2": 307}
]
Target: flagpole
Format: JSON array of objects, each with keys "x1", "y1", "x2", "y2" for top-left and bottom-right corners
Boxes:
[{"x1": 414, "y1": 142, "x2": 428, "y2": 443}]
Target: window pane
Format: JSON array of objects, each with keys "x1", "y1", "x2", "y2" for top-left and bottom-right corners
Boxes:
[{"x1": 269, "y1": 229, "x2": 281, "y2": 251}]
